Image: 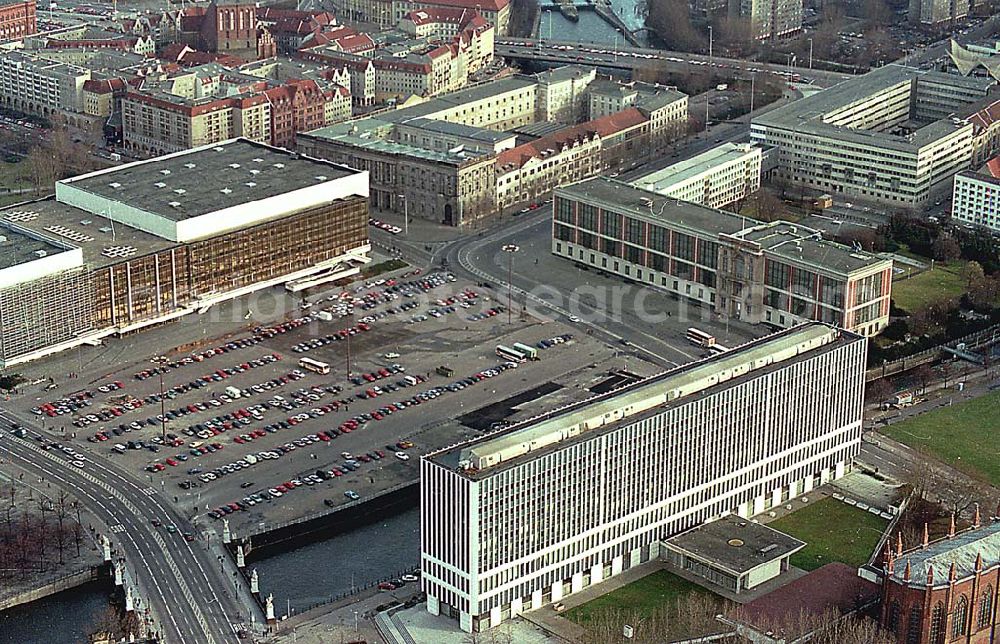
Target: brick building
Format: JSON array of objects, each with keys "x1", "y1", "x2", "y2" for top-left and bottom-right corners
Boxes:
[
  {"x1": 0, "y1": 0, "x2": 35, "y2": 42},
  {"x1": 880, "y1": 510, "x2": 1000, "y2": 644}
]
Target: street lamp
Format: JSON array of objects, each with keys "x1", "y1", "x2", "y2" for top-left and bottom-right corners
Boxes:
[
  {"x1": 501, "y1": 244, "x2": 519, "y2": 325},
  {"x1": 707, "y1": 25, "x2": 713, "y2": 62},
  {"x1": 807, "y1": 37, "x2": 813, "y2": 70},
  {"x1": 150, "y1": 356, "x2": 168, "y2": 443},
  {"x1": 397, "y1": 194, "x2": 408, "y2": 236}
]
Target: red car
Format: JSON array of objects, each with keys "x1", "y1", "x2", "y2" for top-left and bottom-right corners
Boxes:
[{"x1": 165, "y1": 458, "x2": 178, "y2": 466}]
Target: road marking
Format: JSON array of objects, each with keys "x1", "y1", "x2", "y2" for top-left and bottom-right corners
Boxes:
[
  {"x1": 144, "y1": 488, "x2": 157, "y2": 496},
  {"x1": 110, "y1": 524, "x2": 126, "y2": 533}
]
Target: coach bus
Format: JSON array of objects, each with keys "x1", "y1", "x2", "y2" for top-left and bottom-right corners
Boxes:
[
  {"x1": 496, "y1": 345, "x2": 527, "y2": 362},
  {"x1": 686, "y1": 327, "x2": 717, "y2": 348},
  {"x1": 298, "y1": 357, "x2": 331, "y2": 375}
]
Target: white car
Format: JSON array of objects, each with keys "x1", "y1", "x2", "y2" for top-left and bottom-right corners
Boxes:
[
  {"x1": 395, "y1": 451, "x2": 410, "y2": 461},
  {"x1": 384, "y1": 352, "x2": 401, "y2": 359}
]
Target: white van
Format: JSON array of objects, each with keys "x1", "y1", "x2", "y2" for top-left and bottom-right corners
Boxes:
[{"x1": 225, "y1": 386, "x2": 242, "y2": 399}]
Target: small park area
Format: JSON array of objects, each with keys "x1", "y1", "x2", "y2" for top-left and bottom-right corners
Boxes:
[
  {"x1": 891, "y1": 261, "x2": 969, "y2": 314},
  {"x1": 769, "y1": 497, "x2": 888, "y2": 571},
  {"x1": 564, "y1": 569, "x2": 714, "y2": 625},
  {"x1": 881, "y1": 389, "x2": 1000, "y2": 487}
]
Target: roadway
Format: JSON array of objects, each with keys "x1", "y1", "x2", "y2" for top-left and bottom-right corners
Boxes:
[
  {"x1": 0, "y1": 408, "x2": 258, "y2": 644},
  {"x1": 496, "y1": 38, "x2": 854, "y2": 88}
]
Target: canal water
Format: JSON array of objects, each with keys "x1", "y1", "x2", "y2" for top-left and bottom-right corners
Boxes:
[
  {"x1": 540, "y1": 0, "x2": 648, "y2": 46},
  {"x1": 0, "y1": 507, "x2": 420, "y2": 640},
  {"x1": 0, "y1": 579, "x2": 112, "y2": 644}
]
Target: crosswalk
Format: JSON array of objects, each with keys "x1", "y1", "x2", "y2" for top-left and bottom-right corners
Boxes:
[{"x1": 110, "y1": 524, "x2": 125, "y2": 533}]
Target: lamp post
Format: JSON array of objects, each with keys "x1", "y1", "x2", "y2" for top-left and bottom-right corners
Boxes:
[
  {"x1": 150, "y1": 356, "x2": 168, "y2": 443},
  {"x1": 707, "y1": 26, "x2": 713, "y2": 62},
  {"x1": 749, "y1": 72, "x2": 756, "y2": 115},
  {"x1": 808, "y1": 38, "x2": 813, "y2": 70},
  {"x1": 501, "y1": 244, "x2": 519, "y2": 325}
]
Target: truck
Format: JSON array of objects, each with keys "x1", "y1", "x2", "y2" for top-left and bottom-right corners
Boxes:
[
  {"x1": 882, "y1": 391, "x2": 913, "y2": 410},
  {"x1": 224, "y1": 385, "x2": 242, "y2": 399},
  {"x1": 435, "y1": 365, "x2": 455, "y2": 377},
  {"x1": 715, "y1": 83, "x2": 728, "y2": 91}
]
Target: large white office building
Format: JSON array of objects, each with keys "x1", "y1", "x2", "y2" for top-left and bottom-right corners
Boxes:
[
  {"x1": 752, "y1": 65, "x2": 996, "y2": 208},
  {"x1": 628, "y1": 142, "x2": 762, "y2": 209},
  {"x1": 952, "y1": 163, "x2": 1000, "y2": 232},
  {"x1": 421, "y1": 323, "x2": 867, "y2": 632}
]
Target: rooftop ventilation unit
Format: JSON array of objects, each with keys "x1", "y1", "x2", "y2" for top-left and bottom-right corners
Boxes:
[
  {"x1": 173, "y1": 188, "x2": 186, "y2": 195},
  {"x1": 155, "y1": 182, "x2": 166, "y2": 188},
  {"x1": 220, "y1": 188, "x2": 232, "y2": 194},
  {"x1": 168, "y1": 201, "x2": 181, "y2": 207},
  {"x1": 0, "y1": 235, "x2": 7, "y2": 242},
  {"x1": 249, "y1": 169, "x2": 260, "y2": 175},
  {"x1": 315, "y1": 175, "x2": 327, "y2": 181},
  {"x1": 44, "y1": 225, "x2": 93, "y2": 243},
  {"x1": 252, "y1": 158, "x2": 263, "y2": 163},
  {"x1": 34, "y1": 249, "x2": 47, "y2": 258},
  {"x1": 109, "y1": 182, "x2": 121, "y2": 189},
  {"x1": 4, "y1": 211, "x2": 38, "y2": 222},
  {"x1": 100, "y1": 245, "x2": 137, "y2": 258},
  {"x1": 273, "y1": 163, "x2": 285, "y2": 169},
  {"x1": 160, "y1": 169, "x2": 171, "y2": 175},
  {"x1": 245, "y1": 182, "x2": 257, "y2": 188},
  {"x1": 80, "y1": 219, "x2": 92, "y2": 226},
  {"x1": 229, "y1": 163, "x2": 240, "y2": 169},
  {"x1": 213, "y1": 146, "x2": 225, "y2": 152},
  {"x1": 184, "y1": 163, "x2": 196, "y2": 169},
  {"x1": 98, "y1": 227, "x2": 112, "y2": 233}
]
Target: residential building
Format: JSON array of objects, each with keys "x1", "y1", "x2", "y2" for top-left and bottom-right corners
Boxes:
[
  {"x1": 909, "y1": 0, "x2": 965, "y2": 29},
  {"x1": 0, "y1": 0, "x2": 35, "y2": 42},
  {"x1": 397, "y1": 7, "x2": 494, "y2": 73},
  {"x1": 552, "y1": 178, "x2": 893, "y2": 336},
  {"x1": 122, "y1": 61, "x2": 350, "y2": 156},
  {"x1": 752, "y1": 65, "x2": 996, "y2": 208},
  {"x1": 629, "y1": 143, "x2": 762, "y2": 209},
  {"x1": 879, "y1": 513, "x2": 1000, "y2": 644},
  {"x1": 0, "y1": 138, "x2": 370, "y2": 368},
  {"x1": 421, "y1": 322, "x2": 868, "y2": 632},
  {"x1": 0, "y1": 50, "x2": 91, "y2": 115},
  {"x1": 39, "y1": 26, "x2": 156, "y2": 57},
  {"x1": 298, "y1": 70, "x2": 688, "y2": 224},
  {"x1": 951, "y1": 161, "x2": 1000, "y2": 231},
  {"x1": 534, "y1": 66, "x2": 596, "y2": 124},
  {"x1": 729, "y1": 0, "x2": 802, "y2": 40},
  {"x1": 330, "y1": 0, "x2": 510, "y2": 35}
]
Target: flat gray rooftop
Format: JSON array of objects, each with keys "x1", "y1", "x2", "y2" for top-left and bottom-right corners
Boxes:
[
  {"x1": 1, "y1": 198, "x2": 175, "y2": 270},
  {"x1": 558, "y1": 178, "x2": 888, "y2": 275},
  {"x1": 60, "y1": 139, "x2": 356, "y2": 222},
  {"x1": 429, "y1": 324, "x2": 860, "y2": 478},
  {"x1": 664, "y1": 515, "x2": 806, "y2": 575},
  {"x1": 0, "y1": 222, "x2": 71, "y2": 271},
  {"x1": 630, "y1": 143, "x2": 757, "y2": 192}
]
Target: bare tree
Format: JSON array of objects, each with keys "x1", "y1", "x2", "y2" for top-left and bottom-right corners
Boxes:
[
  {"x1": 913, "y1": 363, "x2": 934, "y2": 394},
  {"x1": 866, "y1": 378, "x2": 894, "y2": 405},
  {"x1": 933, "y1": 234, "x2": 961, "y2": 262}
]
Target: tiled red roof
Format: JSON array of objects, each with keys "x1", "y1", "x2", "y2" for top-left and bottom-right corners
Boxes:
[
  {"x1": 82, "y1": 78, "x2": 127, "y2": 94},
  {"x1": 414, "y1": 0, "x2": 509, "y2": 12},
  {"x1": 588, "y1": 107, "x2": 647, "y2": 136},
  {"x1": 497, "y1": 125, "x2": 598, "y2": 171},
  {"x1": 739, "y1": 563, "x2": 879, "y2": 636},
  {"x1": 986, "y1": 157, "x2": 1000, "y2": 178}
]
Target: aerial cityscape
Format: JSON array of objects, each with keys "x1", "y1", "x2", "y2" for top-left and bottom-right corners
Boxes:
[{"x1": 0, "y1": 0, "x2": 998, "y2": 639}]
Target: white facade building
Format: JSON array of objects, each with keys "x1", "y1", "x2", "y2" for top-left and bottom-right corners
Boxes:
[
  {"x1": 629, "y1": 143, "x2": 762, "y2": 209},
  {"x1": 752, "y1": 65, "x2": 996, "y2": 208},
  {"x1": 421, "y1": 323, "x2": 867, "y2": 632},
  {"x1": 952, "y1": 167, "x2": 1000, "y2": 231}
]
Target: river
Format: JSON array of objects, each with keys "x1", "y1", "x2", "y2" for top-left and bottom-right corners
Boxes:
[
  {"x1": 0, "y1": 580, "x2": 112, "y2": 644},
  {"x1": 539, "y1": 0, "x2": 649, "y2": 47}
]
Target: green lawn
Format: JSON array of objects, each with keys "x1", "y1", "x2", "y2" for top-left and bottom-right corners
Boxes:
[
  {"x1": 882, "y1": 390, "x2": 1000, "y2": 486},
  {"x1": 0, "y1": 160, "x2": 29, "y2": 192},
  {"x1": 565, "y1": 570, "x2": 714, "y2": 624},
  {"x1": 891, "y1": 261, "x2": 968, "y2": 313},
  {"x1": 769, "y1": 497, "x2": 888, "y2": 571}
]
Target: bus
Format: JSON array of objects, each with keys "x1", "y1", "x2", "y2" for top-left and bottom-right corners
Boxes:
[
  {"x1": 686, "y1": 328, "x2": 716, "y2": 348},
  {"x1": 709, "y1": 344, "x2": 729, "y2": 356},
  {"x1": 298, "y1": 357, "x2": 331, "y2": 375},
  {"x1": 496, "y1": 345, "x2": 527, "y2": 362},
  {"x1": 512, "y1": 342, "x2": 538, "y2": 360}
]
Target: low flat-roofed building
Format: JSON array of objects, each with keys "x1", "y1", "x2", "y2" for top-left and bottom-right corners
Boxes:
[
  {"x1": 421, "y1": 323, "x2": 867, "y2": 632},
  {"x1": 0, "y1": 138, "x2": 370, "y2": 367},
  {"x1": 629, "y1": 142, "x2": 762, "y2": 209},
  {"x1": 662, "y1": 515, "x2": 805, "y2": 594},
  {"x1": 553, "y1": 177, "x2": 892, "y2": 336}
]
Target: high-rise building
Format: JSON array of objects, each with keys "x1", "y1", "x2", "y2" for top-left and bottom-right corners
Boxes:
[
  {"x1": 909, "y1": 0, "x2": 965, "y2": 30},
  {"x1": 729, "y1": 0, "x2": 801, "y2": 41},
  {"x1": 421, "y1": 323, "x2": 867, "y2": 633}
]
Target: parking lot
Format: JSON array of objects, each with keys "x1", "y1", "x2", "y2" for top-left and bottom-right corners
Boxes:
[{"x1": 9, "y1": 268, "x2": 643, "y2": 535}]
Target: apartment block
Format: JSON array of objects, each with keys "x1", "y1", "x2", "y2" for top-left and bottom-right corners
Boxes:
[
  {"x1": 552, "y1": 178, "x2": 892, "y2": 336},
  {"x1": 729, "y1": 0, "x2": 801, "y2": 40},
  {"x1": 952, "y1": 163, "x2": 1000, "y2": 231},
  {"x1": 0, "y1": 0, "x2": 35, "y2": 42},
  {"x1": 629, "y1": 143, "x2": 762, "y2": 209},
  {"x1": 331, "y1": 0, "x2": 510, "y2": 35},
  {"x1": 752, "y1": 65, "x2": 996, "y2": 208},
  {"x1": 421, "y1": 323, "x2": 867, "y2": 632},
  {"x1": 0, "y1": 50, "x2": 91, "y2": 115}
]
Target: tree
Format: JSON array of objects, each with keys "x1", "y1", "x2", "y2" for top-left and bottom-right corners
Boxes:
[
  {"x1": 25, "y1": 145, "x2": 59, "y2": 194},
  {"x1": 913, "y1": 363, "x2": 934, "y2": 394},
  {"x1": 751, "y1": 188, "x2": 787, "y2": 222},
  {"x1": 646, "y1": 0, "x2": 703, "y2": 52},
  {"x1": 0, "y1": 373, "x2": 24, "y2": 392},
  {"x1": 863, "y1": 0, "x2": 893, "y2": 28},
  {"x1": 509, "y1": 0, "x2": 538, "y2": 38},
  {"x1": 969, "y1": 274, "x2": 1000, "y2": 311},
  {"x1": 866, "y1": 378, "x2": 894, "y2": 405},
  {"x1": 933, "y1": 234, "x2": 961, "y2": 262},
  {"x1": 962, "y1": 260, "x2": 986, "y2": 288}
]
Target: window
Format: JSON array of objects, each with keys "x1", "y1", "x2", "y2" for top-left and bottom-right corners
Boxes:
[
  {"x1": 978, "y1": 588, "x2": 992, "y2": 630},
  {"x1": 930, "y1": 601, "x2": 945, "y2": 643},
  {"x1": 888, "y1": 601, "x2": 901, "y2": 632},
  {"x1": 952, "y1": 596, "x2": 967, "y2": 639},
  {"x1": 907, "y1": 604, "x2": 922, "y2": 644}
]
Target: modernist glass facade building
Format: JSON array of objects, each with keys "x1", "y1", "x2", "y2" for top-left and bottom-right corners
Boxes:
[
  {"x1": 628, "y1": 142, "x2": 762, "y2": 210},
  {"x1": 952, "y1": 167, "x2": 1000, "y2": 232},
  {"x1": 421, "y1": 323, "x2": 868, "y2": 632},
  {"x1": 551, "y1": 177, "x2": 892, "y2": 337},
  {"x1": 0, "y1": 138, "x2": 370, "y2": 367},
  {"x1": 752, "y1": 65, "x2": 996, "y2": 207}
]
